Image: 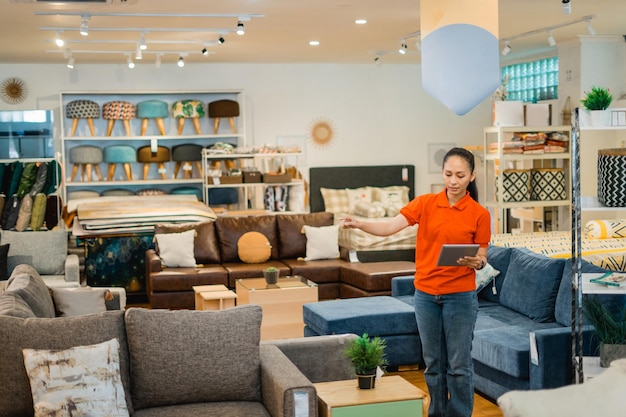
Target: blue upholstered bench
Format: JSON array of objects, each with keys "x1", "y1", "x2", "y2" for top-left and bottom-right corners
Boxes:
[{"x1": 302, "y1": 295, "x2": 423, "y2": 368}]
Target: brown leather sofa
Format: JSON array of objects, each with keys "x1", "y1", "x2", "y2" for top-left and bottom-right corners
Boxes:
[{"x1": 145, "y1": 212, "x2": 415, "y2": 309}]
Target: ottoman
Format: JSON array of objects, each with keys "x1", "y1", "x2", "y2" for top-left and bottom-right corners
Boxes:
[
  {"x1": 303, "y1": 296, "x2": 423, "y2": 368},
  {"x1": 136, "y1": 99, "x2": 169, "y2": 135},
  {"x1": 137, "y1": 145, "x2": 170, "y2": 180},
  {"x1": 172, "y1": 99, "x2": 205, "y2": 135},
  {"x1": 172, "y1": 143, "x2": 203, "y2": 179},
  {"x1": 65, "y1": 100, "x2": 100, "y2": 136},
  {"x1": 69, "y1": 145, "x2": 103, "y2": 182},
  {"x1": 208, "y1": 99, "x2": 239, "y2": 134},
  {"x1": 104, "y1": 145, "x2": 136, "y2": 181},
  {"x1": 102, "y1": 100, "x2": 136, "y2": 136}
]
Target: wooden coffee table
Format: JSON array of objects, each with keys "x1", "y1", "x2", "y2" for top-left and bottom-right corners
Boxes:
[
  {"x1": 192, "y1": 284, "x2": 237, "y2": 310},
  {"x1": 314, "y1": 375, "x2": 429, "y2": 417}
]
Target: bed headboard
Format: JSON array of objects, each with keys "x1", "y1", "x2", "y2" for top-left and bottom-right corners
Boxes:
[{"x1": 309, "y1": 165, "x2": 415, "y2": 212}]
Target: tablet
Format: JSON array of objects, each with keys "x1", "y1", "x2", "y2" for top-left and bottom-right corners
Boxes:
[{"x1": 436, "y1": 244, "x2": 480, "y2": 266}]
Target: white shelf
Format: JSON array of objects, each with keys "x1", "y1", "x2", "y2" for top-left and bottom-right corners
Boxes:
[
  {"x1": 484, "y1": 152, "x2": 570, "y2": 162},
  {"x1": 66, "y1": 179, "x2": 203, "y2": 187},
  {"x1": 581, "y1": 196, "x2": 626, "y2": 212},
  {"x1": 64, "y1": 134, "x2": 243, "y2": 141},
  {"x1": 485, "y1": 200, "x2": 570, "y2": 209}
]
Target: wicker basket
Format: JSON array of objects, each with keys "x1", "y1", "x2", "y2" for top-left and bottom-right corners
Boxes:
[{"x1": 598, "y1": 148, "x2": 626, "y2": 207}]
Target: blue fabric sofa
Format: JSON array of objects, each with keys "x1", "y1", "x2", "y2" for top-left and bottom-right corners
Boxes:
[{"x1": 392, "y1": 245, "x2": 609, "y2": 400}]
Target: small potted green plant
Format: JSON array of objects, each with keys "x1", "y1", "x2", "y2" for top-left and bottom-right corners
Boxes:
[
  {"x1": 344, "y1": 333, "x2": 388, "y2": 389},
  {"x1": 580, "y1": 86, "x2": 613, "y2": 127},
  {"x1": 583, "y1": 296, "x2": 626, "y2": 367},
  {"x1": 263, "y1": 266, "x2": 279, "y2": 285}
]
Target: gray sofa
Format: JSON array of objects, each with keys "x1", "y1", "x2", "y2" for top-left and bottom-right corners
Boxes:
[{"x1": 0, "y1": 265, "x2": 323, "y2": 417}]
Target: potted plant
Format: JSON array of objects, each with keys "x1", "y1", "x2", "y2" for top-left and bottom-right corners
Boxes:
[
  {"x1": 344, "y1": 333, "x2": 388, "y2": 389},
  {"x1": 580, "y1": 86, "x2": 613, "y2": 127},
  {"x1": 263, "y1": 266, "x2": 279, "y2": 285},
  {"x1": 583, "y1": 296, "x2": 626, "y2": 367}
]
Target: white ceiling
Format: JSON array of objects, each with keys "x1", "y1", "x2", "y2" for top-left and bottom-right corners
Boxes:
[{"x1": 0, "y1": 0, "x2": 625, "y2": 66}]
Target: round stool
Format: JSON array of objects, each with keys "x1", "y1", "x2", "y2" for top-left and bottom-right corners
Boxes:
[
  {"x1": 65, "y1": 100, "x2": 100, "y2": 136},
  {"x1": 136, "y1": 100, "x2": 169, "y2": 136},
  {"x1": 208, "y1": 99, "x2": 239, "y2": 134},
  {"x1": 171, "y1": 186, "x2": 202, "y2": 201},
  {"x1": 103, "y1": 145, "x2": 136, "y2": 181},
  {"x1": 172, "y1": 144, "x2": 203, "y2": 179},
  {"x1": 137, "y1": 145, "x2": 170, "y2": 180},
  {"x1": 171, "y1": 100, "x2": 205, "y2": 135},
  {"x1": 102, "y1": 101, "x2": 136, "y2": 136},
  {"x1": 69, "y1": 145, "x2": 103, "y2": 182}
]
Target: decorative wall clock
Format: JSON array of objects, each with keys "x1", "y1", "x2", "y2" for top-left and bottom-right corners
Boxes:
[
  {"x1": 1, "y1": 77, "x2": 28, "y2": 104},
  {"x1": 308, "y1": 117, "x2": 337, "y2": 148}
]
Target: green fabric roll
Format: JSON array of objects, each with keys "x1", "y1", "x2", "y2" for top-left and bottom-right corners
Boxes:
[
  {"x1": 8, "y1": 162, "x2": 23, "y2": 197},
  {"x1": 16, "y1": 163, "x2": 38, "y2": 198},
  {"x1": 30, "y1": 193, "x2": 47, "y2": 231}
]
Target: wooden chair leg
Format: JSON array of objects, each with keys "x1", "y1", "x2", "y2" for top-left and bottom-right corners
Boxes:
[
  {"x1": 94, "y1": 165, "x2": 103, "y2": 181},
  {"x1": 71, "y1": 164, "x2": 79, "y2": 181},
  {"x1": 108, "y1": 163, "x2": 116, "y2": 181},
  {"x1": 174, "y1": 161, "x2": 182, "y2": 179},
  {"x1": 123, "y1": 163, "x2": 133, "y2": 180},
  {"x1": 85, "y1": 163, "x2": 93, "y2": 182},
  {"x1": 158, "y1": 163, "x2": 166, "y2": 180},
  {"x1": 195, "y1": 161, "x2": 203, "y2": 177},
  {"x1": 155, "y1": 118, "x2": 166, "y2": 135},
  {"x1": 183, "y1": 162, "x2": 192, "y2": 179},
  {"x1": 123, "y1": 120, "x2": 132, "y2": 136},
  {"x1": 143, "y1": 163, "x2": 150, "y2": 180},
  {"x1": 87, "y1": 118, "x2": 96, "y2": 136},
  {"x1": 213, "y1": 118, "x2": 221, "y2": 134},
  {"x1": 192, "y1": 117, "x2": 202, "y2": 135},
  {"x1": 141, "y1": 119, "x2": 149, "y2": 136},
  {"x1": 177, "y1": 118, "x2": 185, "y2": 135},
  {"x1": 228, "y1": 117, "x2": 237, "y2": 134},
  {"x1": 70, "y1": 119, "x2": 79, "y2": 137},
  {"x1": 106, "y1": 120, "x2": 115, "y2": 136},
  {"x1": 80, "y1": 164, "x2": 87, "y2": 181}
]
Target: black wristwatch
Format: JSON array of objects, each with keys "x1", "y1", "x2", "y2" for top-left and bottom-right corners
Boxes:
[{"x1": 478, "y1": 259, "x2": 486, "y2": 270}]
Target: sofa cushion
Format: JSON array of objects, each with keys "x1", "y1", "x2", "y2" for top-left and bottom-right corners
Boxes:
[
  {"x1": 0, "y1": 310, "x2": 132, "y2": 417},
  {"x1": 50, "y1": 287, "x2": 110, "y2": 317},
  {"x1": 154, "y1": 221, "x2": 221, "y2": 264},
  {"x1": 2, "y1": 229, "x2": 67, "y2": 276},
  {"x1": 276, "y1": 212, "x2": 334, "y2": 259},
  {"x1": 303, "y1": 224, "x2": 340, "y2": 261},
  {"x1": 4, "y1": 264, "x2": 55, "y2": 318},
  {"x1": 479, "y1": 246, "x2": 512, "y2": 303},
  {"x1": 499, "y1": 249, "x2": 565, "y2": 323},
  {"x1": 154, "y1": 229, "x2": 196, "y2": 267},
  {"x1": 216, "y1": 215, "x2": 278, "y2": 262},
  {"x1": 0, "y1": 291, "x2": 37, "y2": 318},
  {"x1": 125, "y1": 305, "x2": 262, "y2": 411}
]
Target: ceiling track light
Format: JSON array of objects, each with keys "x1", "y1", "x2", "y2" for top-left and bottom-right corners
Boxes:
[
  {"x1": 55, "y1": 31, "x2": 64, "y2": 47},
  {"x1": 547, "y1": 30, "x2": 556, "y2": 47},
  {"x1": 562, "y1": 0, "x2": 572, "y2": 15},
  {"x1": 127, "y1": 55, "x2": 135, "y2": 69},
  {"x1": 155, "y1": 54, "x2": 161, "y2": 69},
  {"x1": 236, "y1": 20, "x2": 245, "y2": 35},
  {"x1": 79, "y1": 15, "x2": 90, "y2": 36},
  {"x1": 217, "y1": 36, "x2": 225, "y2": 44},
  {"x1": 67, "y1": 56, "x2": 75, "y2": 69},
  {"x1": 177, "y1": 55, "x2": 185, "y2": 67},
  {"x1": 501, "y1": 41, "x2": 511, "y2": 56},
  {"x1": 398, "y1": 42, "x2": 407, "y2": 55},
  {"x1": 139, "y1": 33, "x2": 147, "y2": 50},
  {"x1": 201, "y1": 47, "x2": 208, "y2": 55},
  {"x1": 587, "y1": 20, "x2": 596, "y2": 36},
  {"x1": 135, "y1": 45, "x2": 142, "y2": 60}
]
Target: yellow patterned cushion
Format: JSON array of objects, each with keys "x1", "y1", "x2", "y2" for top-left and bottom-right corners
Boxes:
[{"x1": 585, "y1": 219, "x2": 626, "y2": 239}]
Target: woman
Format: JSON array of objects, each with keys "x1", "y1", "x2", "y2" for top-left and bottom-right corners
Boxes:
[{"x1": 341, "y1": 147, "x2": 490, "y2": 417}]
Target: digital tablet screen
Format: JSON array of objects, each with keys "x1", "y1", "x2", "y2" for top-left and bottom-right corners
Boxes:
[{"x1": 436, "y1": 244, "x2": 480, "y2": 266}]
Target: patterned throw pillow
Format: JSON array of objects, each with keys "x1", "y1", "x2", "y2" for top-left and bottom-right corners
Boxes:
[
  {"x1": 320, "y1": 187, "x2": 350, "y2": 214},
  {"x1": 22, "y1": 338, "x2": 129, "y2": 417},
  {"x1": 353, "y1": 200, "x2": 386, "y2": 218},
  {"x1": 475, "y1": 263, "x2": 500, "y2": 292},
  {"x1": 585, "y1": 219, "x2": 626, "y2": 239},
  {"x1": 345, "y1": 187, "x2": 372, "y2": 213}
]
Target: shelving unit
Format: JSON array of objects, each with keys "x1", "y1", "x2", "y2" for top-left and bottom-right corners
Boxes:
[
  {"x1": 483, "y1": 125, "x2": 572, "y2": 234},
  {"x1": 0, "y1": 109, "x2": 55, "y2": 162},
  {"x1": 59, "y1": 90, "x2": 244, "y2": 203}
]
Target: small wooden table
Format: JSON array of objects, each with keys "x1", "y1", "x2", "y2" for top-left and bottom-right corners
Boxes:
[
  {"x1": 314, "y1": 375, "x2": 429, "y2": 417},
  {"x1": 235, "y1": 276, "x2": 318, "y2": 340},
  {"x1": 192, "y1": 284, "x2": 237, "y2": 310}
]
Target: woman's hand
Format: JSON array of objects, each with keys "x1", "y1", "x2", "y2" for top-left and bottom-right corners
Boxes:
[
  {"x1": 340, "y1": 216, "x2": 360, "y2": 229},
  {"x1": 458, "y1": 255, "x2": 485, "y2": 270}
]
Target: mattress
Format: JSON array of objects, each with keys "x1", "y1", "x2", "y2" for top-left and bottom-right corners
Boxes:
[{"x1": 490, "y1": 231, "x2": 626, "y2": 272}]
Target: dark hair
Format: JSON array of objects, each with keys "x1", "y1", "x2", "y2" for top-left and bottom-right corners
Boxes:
[{"x1": 442, "y1": 147, "x2": 479, "y2": 202}]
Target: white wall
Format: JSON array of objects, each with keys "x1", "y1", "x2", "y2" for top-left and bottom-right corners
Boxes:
[{"x1": 0, "y1": 63, "x2": 492, "y2": 195}]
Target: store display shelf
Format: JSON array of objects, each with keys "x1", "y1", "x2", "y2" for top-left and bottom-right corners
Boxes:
[
  {"x1": 66, "y1": 179, "x2": 203, "y2": 187},
  {"x1": 484, "y1": 199, "x2": 571, "y2": 209},
  {"x1": 63, "y1": 134, "x2": 243, "y2": 141},
  {"x1": 484, "y1": 152, "x2": 570, "y2": 161},
  {"x1": 581, "y1": 196, "x2": 626, "y2": 212}
]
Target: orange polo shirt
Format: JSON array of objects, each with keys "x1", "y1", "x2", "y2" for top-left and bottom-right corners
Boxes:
[{"x1": 400, "y1": 189, "x2": 491, "y2": 295}]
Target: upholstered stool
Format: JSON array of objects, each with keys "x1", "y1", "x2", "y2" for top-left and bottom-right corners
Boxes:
[
  {"x1": 137, "y1": 145, "x2": 170, "y2": 180},
  {"x1": 171, "y1": 100, "x2": 205, "y2": 135},
  {"x1": 208, "y1": 99, "x2": 239, "y2": 134},
  {"x1": 102, "y1": 101, "x2": 136, "y2": 136},
  {"x1": 65, "y1": 100, "x2": 100, "y2": 136},
  {"x1": 171, "y1": 186, "x2": 202, "y2": 200},
  {"x1": 103, "y1": 145, "x2": 136, "y2": 181},
  {"x1": 69, "y1": 145, "x2": 103, "y2": 182},
  {"x1": 137, "y1": 100, "x2": 168, "y2": 136},
  {"x1": 172, "y1": 144, "x2": 203, "y2": 179}
]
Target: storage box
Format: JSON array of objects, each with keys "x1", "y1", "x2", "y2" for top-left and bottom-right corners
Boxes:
[
  {"x1": 525, "y1": 103, "x2": 552, "y2": 126},
  {"x1": 243, "y1": 171, "x2": 262, "y2": 183},
  {"x1": 530, "y1": 168, "x2": 566, "y2": 200},
  {"x1": 493, "y1": 101, "x2": 524, "y2": 127},
  {"x1": 207, "y1": 175, "x2": 242, "y2": 185},
  {"x1": 496, "y1": 169, "x2": 530, "y2": 202},
  {"x1": 262, "y1": 173, "x2": 291, "y2": 183}
]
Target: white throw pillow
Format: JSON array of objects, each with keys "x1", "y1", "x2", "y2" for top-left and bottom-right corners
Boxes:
[
  {"x1": 22, "y1": 338, "x2": 129, "y2": 417},
  {"x1": 345, "y1": 187, "x2": 372, "y2": 213},
  {"x1": 302, "y1": 224, "x2": 340, "y2": 261},
  {"x1": 51, "y1": 287, "x2": 110, "y2": 317},
  {"x1": 371, "y1": 186, "x2": 410, "y2": 205},
  {"x1": 476, "y1": 263, "x2": 500, "y2": 292},
  {"x1": 155, "y1": 229, "x2": 196, "y2": 267}
]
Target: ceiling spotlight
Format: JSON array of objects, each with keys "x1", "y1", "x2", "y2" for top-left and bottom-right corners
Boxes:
[
  {"x1": 547, "y1": 30, "x2": 556, "y2": 46},
  {"x1": 587, "y1": 19, "x2": 596, "y2": 36},
  {"x1": 79, "y1": 15, "x2": 89, "y2": 36},
  {"x1": 127, "y1": 56, "x2": 135, "y2": 69},
  {"x1": 155, "y1": 54, "x2": 161, "y2": 69},
  {"x1": 135, "y1": 46, "x2": 142, "y2": 60},
  {"x1": 55, "y1": 31, "x2": 64, "y2": 47},
  {"x1": 217, "y1": 36, "x2": 225, "y2": 45},
  {"x1": 374, "y1": 56, "x2": 380, "y2": 64},
  {"x1": 562, "y1": 0, "x2": 571, "y2": 15},
  {"x1": 236, "y1": 20, "x2": 245, "y2": 35},
  {"x1": 201, "y1": 47, "x2": 208, "y2": 55},
  {"x1": 501, "y1": 41, "x2": 511, "y2": 56},
  {"x1": 309, "y1": 40, "x2": 320, "y2": 46},
  {"x1": 399, "y1": 42, "x2": 407, "y2": 54},
  {"x1": 177, "y1": 56, "x2": 185, "y2": 67},
  {"x1": 139, "y1": 33, "x2": 147, "y2": 50},
  {"x1": 66, "y1": 56, "x2": 74, "y2": 69},
  {"x1": 355, "y1": 19, "x2": 367, "y2": 25}
]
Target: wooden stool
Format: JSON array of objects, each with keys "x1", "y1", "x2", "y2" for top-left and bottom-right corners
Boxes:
[
  {"x1": 104, "y1": 145, "x2": 136, "y2": 181},
  {"x1": 172, "y1": 144, "x2": 203, "y2": 179},
  {"x1": 208, "y1": 99, "x2": 239, "y2": 134},
  {"x1": 171, "y1": 99, "x2": 205, "y2": 135},
  {"x1": 69, "y1": 145, "x2": 103, "y2": 182},
  {"x1": 65, "y1": 100, "x2": 100, "y2": 136},
  {"x1": 102, "y1": 101, "x2": 136, "y2": 136},
  {"x1": 137, "y1": 100, "x2": 169, "y2": 135},
  {"x1": 137, "y1": 145, "x2": 170, "y2": 180}
]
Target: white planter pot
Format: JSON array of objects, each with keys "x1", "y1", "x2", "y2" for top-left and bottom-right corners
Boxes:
[{"x1": 587, "y1": 110, "x2": 611, "y2": 127}]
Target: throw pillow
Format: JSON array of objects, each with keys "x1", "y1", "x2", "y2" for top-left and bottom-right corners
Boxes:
[
  {"x1": 320, "y1": 187, "x2": 350, "y2": 214},
  {"x1": 475, "y1": 263, "x2": 500, "y2": 292},
  {"x1": 0, "y1": 243, "x2": 9, "y2": 280},
  {"x1": 237, "y1": 231, "x2": 271, "y2": 263},
  {"x1": 154, "y1": 229, "x2": 196, "y2": 267},
  {"x1": 353, "y1": 200, "x2": 386, "y2": 218},
  {"x1": 302, "y1": 224, "x2": 340, "y2": 261},
  {"x1": 371, "y1": 185, "x2": 410, "y2": 205},
  {"x1": 22, "y1": 338, "x2": 129, "y2": 417},
  {"x1": 345, "y1": 187, "x2": 372, "y2": 213},
  {"x1": 584, "y1": 219, "x2": 626, "y2": 239},
  {"x1": 154, "y1": 221, "x2": 221, "y2": 264},
  {"x1": 51, "y1": 287, "x2": 111, "y2": 317}
]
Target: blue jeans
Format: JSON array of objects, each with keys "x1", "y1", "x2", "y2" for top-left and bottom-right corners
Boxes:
[{"x1": 414, "y1": 289, "x2": 478, "y2": 417}]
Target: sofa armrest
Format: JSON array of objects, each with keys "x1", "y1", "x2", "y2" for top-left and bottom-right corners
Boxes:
[
  {"x1": 530, "y1": 325, "x2": 599, "y2": 390},
  {"x1": 64, "y1": 253, "x2": 80, "y2": 284},
  {"x1": 145, "y1": 249, "x2": 162, "y2": 273},
  {"x1": 391, "y1": 275, "x2": 415, "y2": 297},
  {"x1": 260, "y1": 344, "x2": 317, "y2": 417}
]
